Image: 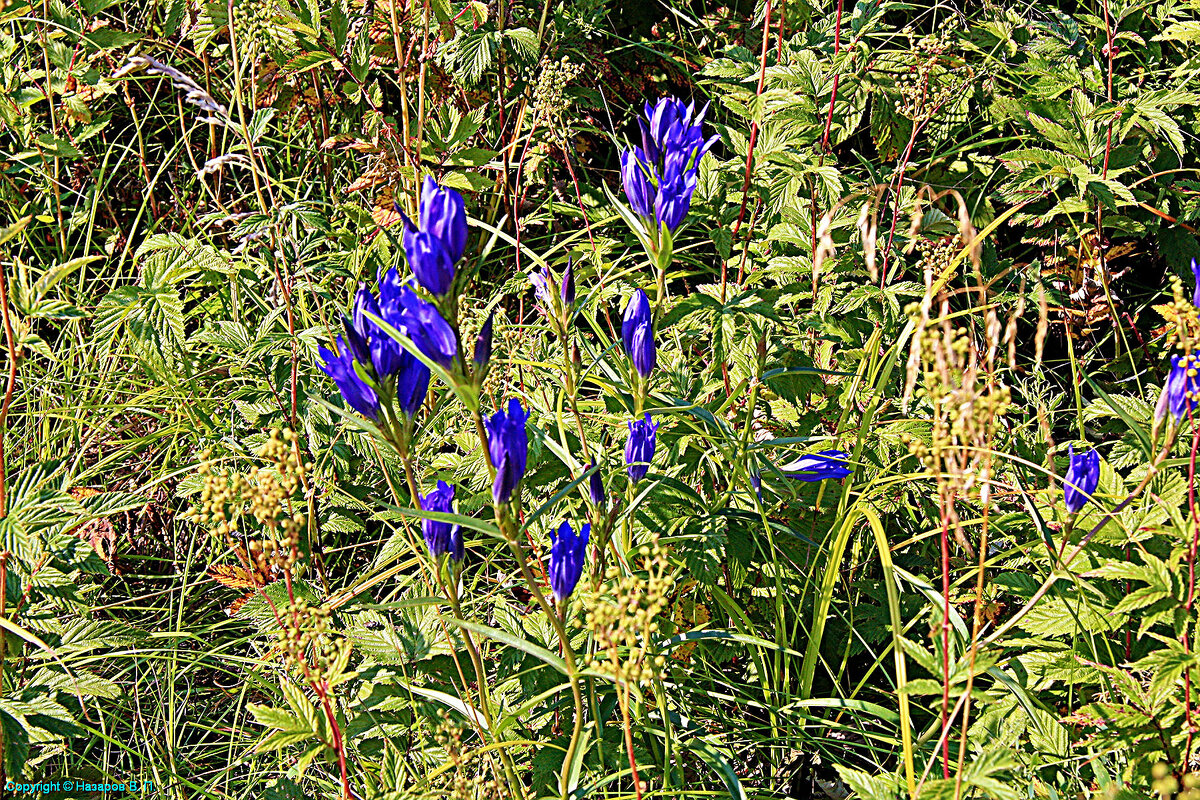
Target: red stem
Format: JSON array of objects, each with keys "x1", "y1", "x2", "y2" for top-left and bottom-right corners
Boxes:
[{"x1": 940, "y1": 495, "x2": 952, "y2": 779}]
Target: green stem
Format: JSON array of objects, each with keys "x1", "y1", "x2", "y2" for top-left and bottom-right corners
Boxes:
[{"x1": 498, "y1": 508, "x2": 585, "y2": 800}]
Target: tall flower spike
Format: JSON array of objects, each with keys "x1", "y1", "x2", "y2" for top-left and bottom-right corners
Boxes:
[
  {"x1": 486, "y1": 398, "x2": 530, "y2": 504},
  {"x1": 1063, "y1": 445, "x2": 1100, "y2": 515},
  {"x1": 421, "y1": 480, "x2": 462, "y2": 561},
  {"x1": 784, "y1": 450, "x2": 852, "y2": 482},
  {"x1": 379, "y1": 272, "x2": 458, "y2": 367},
  {"x1": 622, "y1": 289, "x2": 655, "y2": 378},
  {"x1": 625, "y1": 413, "x2": 658, "y2": 483},
  {"x1": 318, "y1": 337, "x2": 380, "y2": 419},
  {"x1": 549, "y1": 521, "x2": 590, "y2": 603}
]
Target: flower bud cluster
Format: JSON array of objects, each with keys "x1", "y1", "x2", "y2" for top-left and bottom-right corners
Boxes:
[
  {"x1": 895, "y1": 31, "x2": 965, "y2": 123},
  {"x1": 531, "y1": 56, "x2": 585, "y2": 128},
  {"x1": 586, "y1": 539, "x2": 676, "y2": 686},
  {"x1": 276, "y1": 597, "x2": 349, "y2": 685},
  {"x1": 431, "y1": 710, "x2": 510, "y2": 800},
  {"x1": 915, "y1": 234, "x2": 961, "y2": 277},
  {"x1": 187, "y1": 429, "x2": 310, "y2": 572},
  {"x1": 1153, "y1": 762, "x2": 1200, "y2": 799},
  {"x1": 908, "y1": 317, "x2": 1011, "y2": 509}
]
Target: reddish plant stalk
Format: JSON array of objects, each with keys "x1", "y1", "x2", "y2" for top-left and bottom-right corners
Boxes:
[
  {"x1": 940, "y1": 492, "x2": 952, "y2": 779},
  {"x1": 1184, "y1": 417, "x2": 1200, "y2": 763},
  {"x1": 724, "y1": 0, "x2": 774, "y2": 301}
]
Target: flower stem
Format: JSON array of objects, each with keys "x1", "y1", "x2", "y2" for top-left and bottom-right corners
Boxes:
[{"x1": 499, "y1": 508, "x2": 585, "y2": 800}]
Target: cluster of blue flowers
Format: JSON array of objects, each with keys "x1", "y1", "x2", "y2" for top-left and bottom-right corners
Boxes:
[
  {"x1": 318, "y1": 97, "x2": 857, "y2": 606},
  {"x1": 621, "y1": 98, "x2": 718, "y2": 234}
]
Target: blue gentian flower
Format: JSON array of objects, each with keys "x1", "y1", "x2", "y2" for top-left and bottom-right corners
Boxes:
[
  {"x1": 486, "y1": 398, "x2": 530, "y2": 504},
  {"x1": 402, "y1": 176, "x2": 468, "y2": 296},
  {"x1": 620, "y1": 148, "x2": 655, "y2": 220},
  {"x1": 587, "y1": 459, "x2": 605, "y2": 507},
  {"x1": 531, "y1": 265, "x2": 554, "y2": 312},
  {"x1": 421, "y1": 480, "x2": 462, "y2": 561},
  {"x1": 1063, "y1": 445, "x2": 1099, "y2": 515},
  {"x1": 549, "y1": 520, "x2": 590, "y2": 603},
  {"x1": 351, "y1": 285, "x2": 405, "y2": 379},
  {"x1": 785, "y1": 450, "x2": 852, "y2": 482},
  {"x1": 625, "y1": 413, "x2": 658, "y2": 483},
  {"x1": 419, "y1": 176, "x2": 468, "y2": 263},
  {"x1": 379, "y1": 270, "x2": 458, "y2": 367},
  {"x1": 622, "y1": 289, "x2": 655, "y2": 378},
  {"x1": 1192, "y1": 258, "x2": 1200, "y2": 307},
  {"x1": 395, "y1": 350, "x2": 431, "y2": 417},
  {"x1": 403, "y1": 227, "x2": 455, "y2": 297},
  {"x1": 1158, "y1": 354, "x2": 1200, "y2": 422},
  {"x1": 318, "y1": 337, "x2": 380, "y2": 419},
  {"x1": 561, "y1": 258, "x2": 575, "y2": 307},
  {"x1": 620, "y1": 97, "x2": 718, "y2": 233},
  {"x1": 750, "y1": 469, "x2": 762, "y2": 503}
]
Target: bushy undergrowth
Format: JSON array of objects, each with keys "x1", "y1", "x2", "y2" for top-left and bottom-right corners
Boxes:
[{"x1": 4, "y1": 0, "x2": 1200, "y2": 798}]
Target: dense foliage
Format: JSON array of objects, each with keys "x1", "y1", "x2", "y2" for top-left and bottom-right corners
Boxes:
[{"x1": 3, "y1": 0, "x2": 1200, "y2": 797}]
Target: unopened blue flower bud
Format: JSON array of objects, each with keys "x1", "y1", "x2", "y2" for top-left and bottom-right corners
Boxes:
[
  {"x1": 549, "y1": 520, "x2": 590, "y2": 602},
  {"x1": 421, "y1": 480, "x2": 462, "y2": 561},
  {"x1": 622, "y1": 289, "x2": 655, "y2": 378},
  {"x1": 474, "y1": 311, "x2": 494, "y2": 371},
  {"x1": 784, "y1": 450, "x2": 852, "y2": 482},
  {"x1": 1063, "y1": 444, "x2": 1099, "y2": 515},
  {"x1": 318, "y1": 337, "x2": 380, "y2": 419},
  {"x1": 486, "y1": 398, "x2": 530, "y2": 504},
  {"x1": 625, "y1": 413, "x2": 658, "y2": 483}
]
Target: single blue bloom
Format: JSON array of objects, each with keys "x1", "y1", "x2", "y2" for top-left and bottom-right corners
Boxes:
[
  {"x1": 531, "y1": 265, "x2": 554, "y2": 312},
  {"x1": 486, "y1": 398, "x2": 530, "y2": 504},
  {"x1": 1192, "y1": 258, "x2": 1200, "y2": 307},
  {"x1": 1161, "y1": 354, "x2": 1200, "y2": 421},
  {"x1": 379, "y1": 271, "x2": 458, "y2": 367},
  {"x1": 403, "y1": 225, "x2": 456, "y2": 297},
  {"x1": 785, "y1": 450, "x2": 852, "y2": 482},
  {"x1": 625, "y1": 413, "x2": 658, "y2": 483},
  {"x1": 318, "y1": 337, "x2": 380, "y2": 419},
  {"x1": 561, "y1": 258, "x2": 575, "y2": 307},
  {"x1": 549, "y1": 520, "x2": 590, "y2": 603},
  {"x1": 1063, "y1": 444, "x2": 1100, "y2": 515},
  {"x1": 421, "y1": 480, "x2": 462, "y2": 561},
  {"x1": 622, "y1": 289, "x2": 655, "y2": 378},
  {"x1": 395, "y1": 349, "x2": 431, "y2": 417},
  {"x1": 620, "y1": 147, "x2": 655, "y2": 221},
  {"x1": 586, "y1": 459, "x2": 605, "y2": 507},
  {"x1": 351, "y1": 284, "x2": 405, "y2": 379},
  {"x1": 419, "y1": 175, "x2": 468, "y2": 265},
  {"x1": 749, "y1": 469, "x2": 762, "y2": 502},
  {"x1": 474, "y1": 311, "x2": 494, "y2": 371},
  {"x1": 400, "y1": 176, "x2": 468, "y2": 296}
]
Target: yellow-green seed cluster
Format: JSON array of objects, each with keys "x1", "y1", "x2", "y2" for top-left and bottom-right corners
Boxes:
[{"x1": 586, "y1": 539, "x2": 675, "y2": 686}]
